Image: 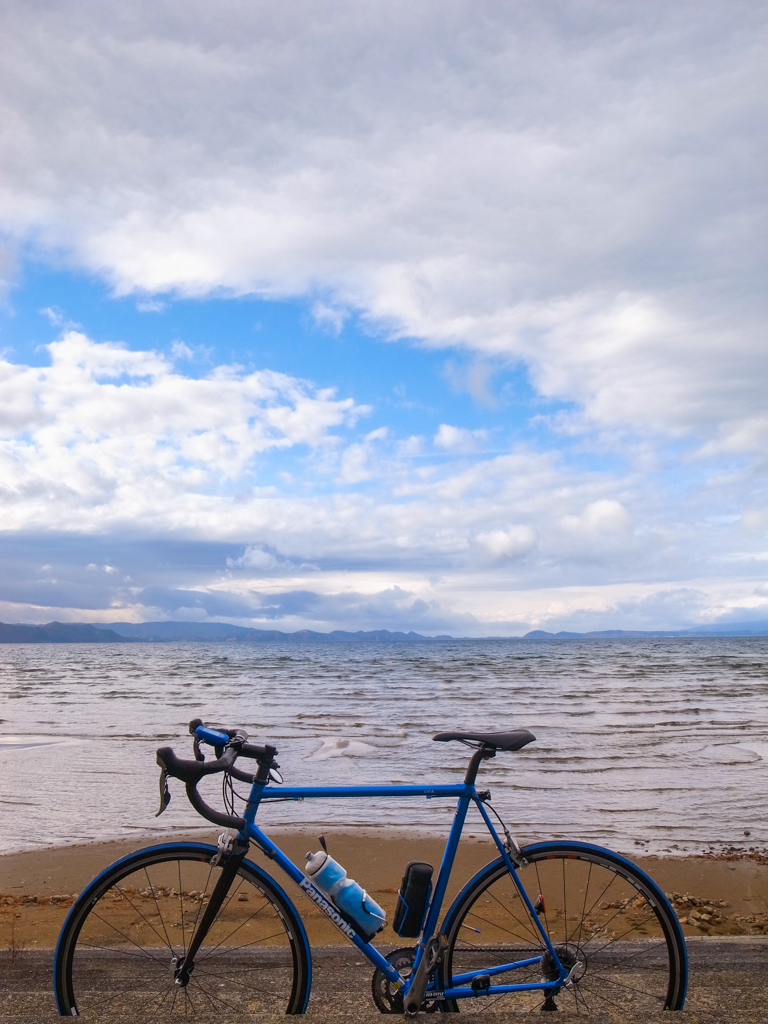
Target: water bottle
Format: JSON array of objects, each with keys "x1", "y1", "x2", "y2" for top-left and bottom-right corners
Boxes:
[{"x1": 304, "y1": 846, "x2": 386, "y2": 939}]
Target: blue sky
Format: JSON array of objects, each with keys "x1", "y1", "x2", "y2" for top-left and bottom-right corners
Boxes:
[{"x1": 0, "y1": 1, "x2": 767, "y2": 634}]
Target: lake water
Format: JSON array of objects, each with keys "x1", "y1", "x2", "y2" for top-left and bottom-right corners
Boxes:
[{"x1": 1, "y1": 638, "x2": 767, "y2": 857}]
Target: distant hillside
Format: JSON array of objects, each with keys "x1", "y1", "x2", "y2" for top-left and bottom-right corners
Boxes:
[
  {"x1": 2, "y1": 619, "x2": 766, "y2": 644},
  {"x1": 100, "y1": 621, "x2": 454, "y2": 643},
  {"x1": 524, "y1": 621, "x2": 768, "y2": 639},
  {"x1": 0, "y1": 621, "x2": 133, "y2": 643}
]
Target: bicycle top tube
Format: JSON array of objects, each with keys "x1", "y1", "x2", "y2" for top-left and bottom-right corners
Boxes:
[{"x1": 259, "y1": 783, "x2": 469, "y2": 799}]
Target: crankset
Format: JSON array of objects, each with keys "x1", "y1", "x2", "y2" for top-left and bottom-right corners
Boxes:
[{"x1": 372, "y1": 947, "x2": 444, "y2": 1014}]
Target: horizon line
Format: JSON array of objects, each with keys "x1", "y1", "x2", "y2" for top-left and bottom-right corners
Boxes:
[{"x1": 1, "y1": 619, "x2": 768, "y2": 642}]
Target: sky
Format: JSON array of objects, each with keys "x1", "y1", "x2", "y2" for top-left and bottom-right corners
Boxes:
[{"x1": 0, "y1": 0, "x2": 767, "y2": 635}]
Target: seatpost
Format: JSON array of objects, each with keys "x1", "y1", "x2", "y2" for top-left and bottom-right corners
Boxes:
[{"x1": 464, "y1": 745, "x2": 495, "y2": 785}]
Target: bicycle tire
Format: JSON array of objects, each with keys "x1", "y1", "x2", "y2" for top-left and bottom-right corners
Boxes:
[
  {"x1": 54, "y1": 842, "x2": 311, "y2": 1018},
  {"x1": 437, "y1": 841, "x2": 687, "y2": 1014}
]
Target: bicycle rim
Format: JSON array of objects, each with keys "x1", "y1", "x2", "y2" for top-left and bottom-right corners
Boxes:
[
  {"x1": 54, "y1": 842, "x2": 309, "y2": 1018},
  {"x1": 441, "y1": 841, "x2": 687, "y2": 1015}
]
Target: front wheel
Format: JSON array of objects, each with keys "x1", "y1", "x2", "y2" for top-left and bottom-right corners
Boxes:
[
  {"x1": 439, "y1": 841, "x2": 687, "y2": 1014},
  {"x1": 54, "y1": 842, "x2": 311, "y2": 1018}
]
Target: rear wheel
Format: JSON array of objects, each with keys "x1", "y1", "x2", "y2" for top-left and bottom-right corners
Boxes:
[
  {"x1": 439, "y1": 841, "x2": 687, "y2": 1014},
  {"x1": 54, "y1": 842, "x2": 310, "y2": 1018}
]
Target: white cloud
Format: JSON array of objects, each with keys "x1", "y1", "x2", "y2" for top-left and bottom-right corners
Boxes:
[
  {"x1": 0, "y1": 331, "x2": 364, "y2": 532},
  {"x1": 338, "y1": 427, "x2": 388, "y2": 483},
  {"x1": 227, "y1": 546, "x2": 287, "y2": 572},
  {"x1": 311, "y1": 301, "x2": 347, "y2": 334},
  {"x1": 0, "y1": 2, "x2": 764, "y2": 449},
  {"x1": 742, "y1": 511, "x2": 766, "y2": 531},
  {"x1": 39, "y1": 306, "x2": 64, "y2": 326},
  {"x1": 561, "y1": 500, "x2": 632, "y2": 538},
  {"x1": 476, "y1": 525, "x2": 536, "y2": 562},
  {"x1": 443, "y1": 359, "x2": 497, "y2": 406},
  {"x1": 170, "y1": 339, "x2": 193, "y2": 360},
  {"x1": 434, "y1": 424, "x2": 487, "y2": 452},
  {"x1": 136, "y1": 298, "x2": 166, "y2": 313}
]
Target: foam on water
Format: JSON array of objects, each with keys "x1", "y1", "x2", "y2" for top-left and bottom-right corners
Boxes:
[{"x1": 0, "y1": 637, "x2": 766, "y2": 856}]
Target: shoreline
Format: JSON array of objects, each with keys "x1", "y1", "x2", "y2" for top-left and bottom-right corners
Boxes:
[
  {"x1": 2, "y1": 824, "x2": 766, "y2": 862},
  {"x1": 2, "y1": 829, "x2": 766, "y2": 948}
]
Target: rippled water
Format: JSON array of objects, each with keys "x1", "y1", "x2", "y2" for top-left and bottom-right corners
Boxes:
[{"x1": 1, "y1": 638, "x2": 767, "y2": 856}]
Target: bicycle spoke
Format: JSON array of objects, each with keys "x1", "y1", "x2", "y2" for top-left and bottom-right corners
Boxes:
[
  {"x1": 593, "y1": 970, "x2": 667, "y2": 1002},
  {"x1": 194, "y1": 954, "x2": 294, "y2": 977},
  {"x1": 189, "y1": 861, "x2": 216, "y2": 941},
  {"x1": 573, "y1": 980, "x2": 592, "y2": 1013},
  {"x1": 76, "y1": 939, "x2": 168, "y2": 964},
  {"x1": 533, "y1": 861, "x2": 551, "y2": 938},
  {"x1": 199, "y1": 927, "x2": 288, "y2": 963},
  {"x1": 196, "y1": 901, "x2": 275, "y2": 962},
  {"x1": 189, "y1": 972, "x2": 240, "y2": 1014},
  {"x1": 571, "y1": 860, "x2": 593, "y2": 950},
  {"x1": 144, "y1": 866, "x2": 175, "y2": 953},
  {"x1": 111, "y1": 882, "x2": 175, "y2": 952},
  {"x1": 84, "y1": 910, "x2": 170, "y2": 967},
  {"x1": 461, "y1": 907, "x2": 542, "y2": 948},
  {"x1": 585, "y1": 917, "x2": 667, "y2": 959},
  {"x1": 147, "y1": 979, "x2": 176, "y2": 1021},
  {"x1": 74, "y1": 966, "x2": 170, "y2": 1018},
  {"x1": 178, "y1": 861, "x2": 187, "y2": 956},
  {"x1": 570, "y1": 870, "x2": 623, "y2": 940},
  {"x1": 486, "y1": 884, "x2": 542, "y2": 944},
  {"x1": 193, "y1": 964, "x2": 289, "y2": 1000},
  {"x1": 562, "y1": 858, "x2": 567, "y2": 946}
]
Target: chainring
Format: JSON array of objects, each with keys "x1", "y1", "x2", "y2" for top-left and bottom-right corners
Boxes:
[{"x1": 372, "y1": 946, "x2": 444, "y2": 1014}]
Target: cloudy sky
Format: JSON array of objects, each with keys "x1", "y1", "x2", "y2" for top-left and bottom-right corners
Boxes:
[{"x1": 1, "y1": 0, "x2": 766, "y2": 634}]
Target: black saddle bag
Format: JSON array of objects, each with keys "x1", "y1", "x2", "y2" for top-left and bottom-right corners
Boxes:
[{"x1": 393, "y1": 861, "x2": 433, "y2": 937}]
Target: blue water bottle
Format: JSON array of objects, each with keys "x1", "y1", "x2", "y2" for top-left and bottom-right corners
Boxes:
[{"x1": 305, "y1": 839, "x2": 386, "y2": 940}]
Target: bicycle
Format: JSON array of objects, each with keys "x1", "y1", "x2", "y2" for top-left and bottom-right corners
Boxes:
[{"x1": 54, "y1": 720, "x2": 688, "y2": 1016}]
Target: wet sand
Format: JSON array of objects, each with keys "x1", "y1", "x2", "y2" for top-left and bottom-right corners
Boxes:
[{"x1": 2, "y1": 829, "x2": 767, "y2": 948}]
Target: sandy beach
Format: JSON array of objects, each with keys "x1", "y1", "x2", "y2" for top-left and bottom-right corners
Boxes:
[{"x1": 2, "y1": 829, "x2": 766, "y2": 948}]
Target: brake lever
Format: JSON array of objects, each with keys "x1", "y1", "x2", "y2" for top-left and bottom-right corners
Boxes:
[{"x1": 155, "y1": 767, "x2": 171, "y2": 817}]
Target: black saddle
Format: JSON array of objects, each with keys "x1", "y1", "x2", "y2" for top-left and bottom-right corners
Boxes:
[{"x1": 433, "y1": 730, "x2": 535, "y2": 751}]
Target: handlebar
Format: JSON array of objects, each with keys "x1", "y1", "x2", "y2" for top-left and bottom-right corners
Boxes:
[{"x1": 156, "y1": 718, "x2": 279, "y2": 831}]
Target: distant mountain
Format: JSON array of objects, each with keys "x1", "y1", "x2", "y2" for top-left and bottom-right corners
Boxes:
[
  {"x1": 524, "y1": 621, "x2": 768, "y2": 639},
  {"x1": 0, "y1": 621, "x2": 133, "y2": 643},
  {"x1": 2, "y1": 619, "x2": 766, "y2": 644},
  {"x1": 95, "y1": 621, "x2": 455, "y2": 643},
  {"x1": 683, "y1": 621, "x2": 768, "y2": 636}
]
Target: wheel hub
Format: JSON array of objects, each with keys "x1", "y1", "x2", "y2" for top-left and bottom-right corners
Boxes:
[{"x1": 171, "y1": 955, "x2": 192, "y2": 987}]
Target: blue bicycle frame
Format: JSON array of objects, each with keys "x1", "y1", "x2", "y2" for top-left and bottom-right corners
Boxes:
[{"x1": 231, "y1": 777, "x2": 568, "y2": 1003}]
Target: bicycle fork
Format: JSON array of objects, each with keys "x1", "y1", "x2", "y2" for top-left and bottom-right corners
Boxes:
[{"x1": 171, "y1": 835, "x2": 249, "y2": 987}]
